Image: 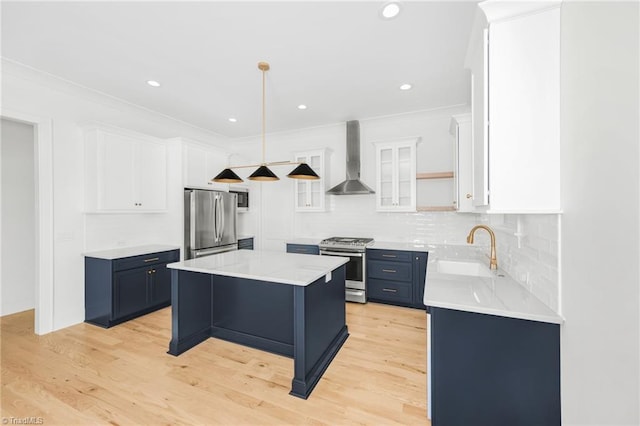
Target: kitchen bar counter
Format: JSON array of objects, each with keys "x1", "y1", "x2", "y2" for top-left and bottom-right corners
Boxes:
[
  {"x1": 167, "y1": 250, "x2": 349, "y2": 399},
  {"x1": 167, "y1": 250, "x2": 347, "y2": 286}
]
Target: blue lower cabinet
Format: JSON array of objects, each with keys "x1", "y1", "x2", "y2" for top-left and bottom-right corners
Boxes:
[
  {"x1": 429, "y1": 307, "x2": 561, "y2": 426},
  {"x1": 366, "y1": 248, "x2": 428, "y2": 309},
  {"x1": 238, "y1": 237, "x2": 254, "y2": 250},
  {"x1": 286, "y1": 243, "x2": 319, "y2": 255},
  {"x1": 85, "y1": 248, "x2": 180, "y2": 328}
]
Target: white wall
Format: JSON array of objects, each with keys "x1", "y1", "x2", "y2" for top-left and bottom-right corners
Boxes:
[
  {"x1": 560, "y1": 2, "x2": 639, "y2": 424},
  {"x1": 1, "y1": 59, "x2": 230, "y2": 330},
  {"x1": 232, "y1": 106, "x2": 476, "y2": 250},
  {"x1": 1, "y1": 118, "x2": 36, "y2": 316}
]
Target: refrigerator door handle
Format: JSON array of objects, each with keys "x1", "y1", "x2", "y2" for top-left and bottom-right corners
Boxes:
[
  {"x1": 189, "y1": 191, "x2": 196, "y2": 249},
  {"x1": 214, "y1": 194, "x2": 220, "y2": 243},
  {"x1": 219, "y1": 195, "x2": 225, "y2": 241}
]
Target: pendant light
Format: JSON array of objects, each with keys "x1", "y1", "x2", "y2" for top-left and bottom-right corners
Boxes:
[{"x1": 211, "y1": 62, "x2": 320, "y2": 183}]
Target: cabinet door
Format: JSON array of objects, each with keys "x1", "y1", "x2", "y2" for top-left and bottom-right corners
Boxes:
[
  {"x1": 149, "y1": 264, "x2": 171, "y2": 306},
  {"x1": 396, "y1": 145, "x2": 415, "y2": 210},
  {"x1": 205, "y1": 148, "x2": 229, "y2": 191},
  {"x1": 488, "y1": 8, "x2": 560, "y2": 212},
  {"x1": 135, "y1": 139, "x2": 167, "y2": 210},
  {"x1": 452, "y1": 114, "x2": 474, "y2": 212},
  {"x1": 97, "y1": 132, "x2": 137, "y2": 210},
  {"x1": 375, "y1": 140, "x2": 417, "y2": 212},
  {"x1": 471, "y1": 28, "x2": 490, "y2": 208},
  {"x1": 294, "y1": 151, "x2": 325, "y2": 212},
  {"x1": 114, "y1": 268, "x2": 148, "y2": 319},
  {"x1": 413, "y1": 253, "x2": 428, "y2": 308},
  {"x1": 377, "y1": 147, "x2": 395, "y2": 209}
]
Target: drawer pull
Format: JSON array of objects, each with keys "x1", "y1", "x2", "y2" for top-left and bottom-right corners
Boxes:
[
  {"x1": 382, "y1": 288, "x2": 397, "y2": 293},
  {"x1": 382, "y1": 269, "x2": 397, "y2": 273},
  {"x1": 143, "y1": 257, "x2": 160, "y2": 263},
  {"x1": 382, "y1": 254, "x2": 397, "y2": 258}
]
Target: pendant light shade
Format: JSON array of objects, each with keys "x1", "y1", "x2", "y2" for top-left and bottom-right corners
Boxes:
[
  {"x1": 248, "y1": 165, "x2": 279, "y2": 181},
  {"x1": 212, "y1": 168, "x2": 244, "y2": 183},
  {"x1": 287, "y1": 163, "x2": 320, "y2": 180},
  {"x1": 211, "y1": 62, "x2": 321, "y2": 183}
]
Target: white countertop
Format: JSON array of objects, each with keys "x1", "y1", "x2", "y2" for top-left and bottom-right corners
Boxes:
[
  {"x1": 83, "y1": 244, "x2": 180, "y2": 260},
  {"x1": 424, "y1": 264, "x2": 563, "y2": 325},
  {"x1": 168, "y1": 250, "x2": 349, "y2": 286},
  {"x1": 368, "y1": 241, "x2": 431, "y2": 253},
  {"x1": 238, "y1": 234, "x2": 254, "y2": 240}
]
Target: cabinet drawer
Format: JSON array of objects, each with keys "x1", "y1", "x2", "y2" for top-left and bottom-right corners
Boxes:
[
  {"x1": 238, "y1": 238, "x2": 254, "y2": 250},
  {"x1": 368, "y1": 279, "x2": 413, "y2": 304},
  {"x1": 286, "y1": 244, "x2": 319, "y2": 255},
  {"x1": 114, "y1": 250, "x2": 179, "y2": 272},
  {"x1": 367, "y1": 249, "x2": 412, "y2": 262},
  {"x1": 368, "y1": 259, "x2": 412, "y2": 282}
]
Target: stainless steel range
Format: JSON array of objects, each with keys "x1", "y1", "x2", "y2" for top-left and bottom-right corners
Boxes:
[{"x1": 319, "y1": 237, "x2": 374, "y2": 303}]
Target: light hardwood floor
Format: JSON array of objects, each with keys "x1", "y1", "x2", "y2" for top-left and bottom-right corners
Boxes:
[{"x1": 1, "y1": 303, "x2": 429, "y2": 425}]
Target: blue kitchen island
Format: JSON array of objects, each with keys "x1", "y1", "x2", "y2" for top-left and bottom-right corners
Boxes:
[{"x1": 166, "y1": 250, "x2": 349, "y2": 399}]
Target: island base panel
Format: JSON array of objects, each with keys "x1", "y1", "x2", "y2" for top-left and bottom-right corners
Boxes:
[
  {"x1": 168, "y1": 269, "x2": 212, "y2": 356},
  {"x1": 291, "y1": 266, "x2": 349, "y2": 399}
]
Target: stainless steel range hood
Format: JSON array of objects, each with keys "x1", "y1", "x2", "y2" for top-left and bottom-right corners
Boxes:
[{"x1": 327, "y1": 120, "x2": 375, "y2": 195}]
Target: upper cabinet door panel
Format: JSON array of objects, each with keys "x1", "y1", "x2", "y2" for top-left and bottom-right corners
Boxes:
[
  {"x1": 97, "y1": 132, "x2": 137, "y2": 211},
  {"x1": 84, "y1": 126, "x2": 168, "y2": 213},
  {"x1": 374, "y1": 139, "x2": 417, "y2": 212},
  {"x1": 487, "y1": 8, "x2": 560, "y2": 212}
]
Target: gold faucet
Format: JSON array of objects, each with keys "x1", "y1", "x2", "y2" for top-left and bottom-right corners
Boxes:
[{"x1": 466, "y1": 225, "x2": 498, "y2": 270}]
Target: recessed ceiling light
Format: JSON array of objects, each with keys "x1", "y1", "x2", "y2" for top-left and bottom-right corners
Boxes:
[
  {"x1": 399, "y1": 83, "x2": 412, "y2": 91},
  {"x1": 146, "y1": 80, "x2": 161, "y2": 87},
  {"x1": 381, "y1": 2, "x2": 401, "y2": 19},
  {"x1": 297, "y1": 104, "x2": 307, "y2": 110},
  {"x1": 228, "y1": 117, "x2": 237, "y2": 123}
]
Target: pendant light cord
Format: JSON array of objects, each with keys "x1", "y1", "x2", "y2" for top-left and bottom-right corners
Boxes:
[{"x1": 261, "y1": 64, "x2": 266, "y2": 165}]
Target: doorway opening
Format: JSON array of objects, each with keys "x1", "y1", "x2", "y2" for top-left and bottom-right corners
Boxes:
[{"x1": 0, "y1": 111, "x2": 54, "y2": 334}]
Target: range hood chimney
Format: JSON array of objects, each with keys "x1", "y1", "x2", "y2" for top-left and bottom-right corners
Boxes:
[{"x1": 327, "y1": 120, "x2": 375, "y2": 195}]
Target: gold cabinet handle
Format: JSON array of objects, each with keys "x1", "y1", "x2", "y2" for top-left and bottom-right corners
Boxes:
[
  {"x1": 144, "y1": 257, "x2": 160, "y2": 263},
  {"x1": 382, "y1": 269, "x2": 396, "y2": 273}
]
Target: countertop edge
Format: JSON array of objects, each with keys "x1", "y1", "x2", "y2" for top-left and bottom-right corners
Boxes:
[{"x1": 424, "y1": 300, "x2": 564, "y2": 325}]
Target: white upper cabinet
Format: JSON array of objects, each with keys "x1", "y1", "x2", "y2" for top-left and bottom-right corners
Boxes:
[
  {"x1": 374, "y1": 138, "x2": 418, "y2": 212},
  {"x1": 450, "y1": 114, "x2": 474, "y2": 212},
  {"x1": 181, "y1": 139, "x2": 229, "y2": 191},
  {"x1": 293, "y1": 149, "x2": 328, "y2": 212},
  {"x1": 465, "y1": 1, "x2": 561, "y2": 213},
  {"x1": 84, "y1": 126, "x2": 167, "y2": 213}
]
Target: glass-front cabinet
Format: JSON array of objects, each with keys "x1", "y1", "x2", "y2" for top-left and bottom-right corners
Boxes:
[
  {"x1": 293, "y1": 149, "x2": 328, "y2": 212},
  {"x1": 374, "y1": 138, "x2": 418, "y2": 212}
]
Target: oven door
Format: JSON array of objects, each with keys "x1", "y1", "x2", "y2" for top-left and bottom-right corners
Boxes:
[{"x1": 319, "y1": 249, "x2": 365, "y2": 290}]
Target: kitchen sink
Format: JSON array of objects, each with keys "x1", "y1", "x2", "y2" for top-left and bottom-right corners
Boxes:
[{"x1": 433, "y1": 259, "x2": 494, "y2": 278}]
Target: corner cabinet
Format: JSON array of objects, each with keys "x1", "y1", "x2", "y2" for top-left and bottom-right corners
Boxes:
[
  {"x1": 293, "y1": 149, "x2": 328, "y2": 212},
  {"x1": 366, "y1": 248, "x2": 427, "y2": 309},
  {"x1": 465, "y1": 2, "x2": 561, "y2": 213},
  {"x1": 85, "y1": 248, "x2": 180, "y2": 328},
  {"x1": 84, "y1": 126, "x2": 168, "y2": 213},
  {"x1": 374, "y1": 138, "x2": 418, "y2": 212},
  {"x1": 179, "y1": 138, "x2": 230, "y2": 192}
]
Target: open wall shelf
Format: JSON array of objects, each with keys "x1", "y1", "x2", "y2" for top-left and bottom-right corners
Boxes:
[{"x1": 416, "y1": 171, "x2": 454, "y2": 180}]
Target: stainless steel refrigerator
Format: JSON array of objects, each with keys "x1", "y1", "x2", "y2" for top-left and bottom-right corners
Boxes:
[{"x1": 184, "y1": 189, "x2": 238, "y2": 259}]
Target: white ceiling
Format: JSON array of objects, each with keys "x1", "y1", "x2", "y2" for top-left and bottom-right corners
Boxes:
[{"x1": 1, "y1": 1, "x2": 479, "y2": 138}]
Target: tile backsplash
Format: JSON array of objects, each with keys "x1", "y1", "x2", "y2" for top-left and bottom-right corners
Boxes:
[
  {"x1": 293, "y1": 196, "x2": 560, "y2": 313},
  {"x1": 478, "y1": 214, "x2": 560, "y2": 313}
]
